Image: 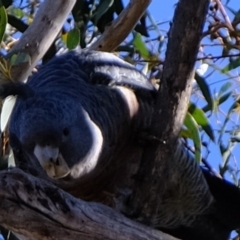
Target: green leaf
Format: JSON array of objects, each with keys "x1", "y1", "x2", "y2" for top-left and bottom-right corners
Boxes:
[
  {"x1": 195, "y1": 73, "x2": 214, "y2": 112},
  {"x1": 184, "y1": 112, "x2": 202, "y2": 163},
  {"x1": 220, "y1": 131, "x2": 240, "y2": 174},
  {"x1": 188, "y1": 103, "x2": 215, "y2": 141},
  {"x1": 202, "y1": 92, "x2": 232, "y2": 113},
  {"x1": 9, "y1": 52, "x2": 30, "y2": 66},
  {"x1": 217, "y1": 101, "x2": 237, "y2": 144},
  {"x1": 93, "y1": 0, "x2": 114, "y2": 24},
  {"x1": 11, "y1": 7, "x2": 25, "y2": 18},
  {"x1": 67, "y1": 28, "x2": 80, "y2": 50},
  {"x1": 0, "y1": 3, "x2": 7, "y2": 45},
  {"x1": 180, "y1": 129, "x2": 193, "y2": 139},
  {"x1": 133, "y1": 33, "x2": 150, "y2": 60},
  {"x1": 221, "y1": 57, "x2": 240, "y2": 73},
  {"x1": 218, "y1": 82, "x2": 232, "y2": 97},
  {"x1": 219, "y1": 142, "x2": 230, "y2": 176},
  {"x1": 218, "y1": 92, "x2": 232, "y2": 105}
]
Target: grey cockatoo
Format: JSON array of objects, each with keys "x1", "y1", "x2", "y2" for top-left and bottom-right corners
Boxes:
[
  {"x1": 1, "y1": 50, "x2": 240, "y2": 240},
  {"x1": 3, "y1": 50, "x2": 154, "y2": 179}
]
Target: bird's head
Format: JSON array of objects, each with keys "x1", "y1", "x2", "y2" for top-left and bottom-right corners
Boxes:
[
  {"x1": 1, "y1": 82, "x2": 103, "y2": 180},
  {"x1": 15, "y1": 98, "x2": 103, "y2": 180}
]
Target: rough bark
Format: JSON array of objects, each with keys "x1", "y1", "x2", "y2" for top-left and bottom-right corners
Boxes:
[
  {"x1": 89, "y1": 0, "x2": 151, "y2": 51},
  {"x1": 0, "y1": 0, "x2": 209, "y2": 239},
  {"x1": 129, "y1": 0, "x2": 210, "y2": 222},
  {"x1": 0, "y1": 168, "x2": 178, "y2": 240},
  {"x1": 7, "y1": 0, "x2": 77, "y2": 82},
  {"x1": 7, "y1": 0, "x2": 152, "y2": 82}
]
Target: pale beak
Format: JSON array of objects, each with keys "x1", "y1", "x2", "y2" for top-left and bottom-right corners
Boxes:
[{"x1": 33, "y1": 144, "x2": 70, "y2": 178}]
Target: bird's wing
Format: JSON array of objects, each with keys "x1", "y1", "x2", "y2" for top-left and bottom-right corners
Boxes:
[
  {"x1": 2, "y1": 50, "x2": 240, "y2": 240},
  {"x1": 56, "y1": 50, "x2": 156, "y2": 91},
  {"x1": 4, "y1": 51, "x2": 147, "y2": 180}
]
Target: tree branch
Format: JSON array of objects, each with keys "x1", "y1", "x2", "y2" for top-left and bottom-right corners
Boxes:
[
  {"x1": 0, "y1": 0, "x2": 211, "y2": 239},
  {"x1": 0, "y1": 168, "x2": 178, "y2": 240},
  {"x1": 7, "y1": 0, "x2": 76, "y2": 82},
  {"x1": 1, "y1": 1, "x2": 162, "y2": 239},
  {"x1": 7, "y1": 14, "x2": 57, "y2": 64},
  {"x1": 89, "y1": 0, "x2": 151, "y2": 51},
  {"x1": 129, "y1": 0, "x2": 210, "y2": 222},
  {"x1": 6, "y1": 0, "x2": 151, "y2": 81}
]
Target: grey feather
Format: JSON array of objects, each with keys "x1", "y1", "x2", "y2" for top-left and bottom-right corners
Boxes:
[{"x1": 1, "y1": 50, "x2": 240, "y2": 240}]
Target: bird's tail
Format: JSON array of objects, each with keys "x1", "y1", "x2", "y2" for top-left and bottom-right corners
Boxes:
[
  {"x1": 160, "y1": 169, "x2": 240, "y2": 240},
  {"x1": 202, "y1": 168, "x2": 240, "y2": 232}
]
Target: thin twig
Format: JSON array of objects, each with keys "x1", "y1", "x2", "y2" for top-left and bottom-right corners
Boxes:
[
  {"x1": 8, "y1": 0, "x2": 77, "y2": 82},
  {"x1": 89, "y1": 0, "x2": 151, "y2": 51},
  {"x1": 197, "y1": 53, "x2": 240, "y2": 60},
  {"x1": 214, "y1": 0, "x2": 234, "y2": 31}
]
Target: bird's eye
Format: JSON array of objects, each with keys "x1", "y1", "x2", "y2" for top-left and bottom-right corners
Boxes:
[{"x1": 63, "y1": 128, "x2": 69, "y2": 136}]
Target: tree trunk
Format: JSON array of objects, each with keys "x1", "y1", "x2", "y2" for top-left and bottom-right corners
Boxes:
[
  {"x1": 0, "y1": 168, "x2": 178, "y2": 240},
  {"x1": 0, "y1": 0, "x2": 210, "y2": 239}
]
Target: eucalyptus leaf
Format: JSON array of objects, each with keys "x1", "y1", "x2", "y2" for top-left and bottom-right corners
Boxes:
[
  {"x1": 67, "y1": 28, "x2": 80, "y2": 50},
  {"x1": 93, "y1": 0, "x2": 114, "y2": 24},
  {"x1": 221, "y1": 58, "x2": 240, "y2": 73},
  {"x1": 195, "y1": 73, "x2": 213, "y2": 112},
  {"x1": 218, "y1": 82, "x2": 232, "y2": 97},
  {"x1": 0, "y1": 3, "x2": 7, "y2": 45},
  {"x1": 184, "y1": 112, "x2": 202, "y2": 163},
  {"x1": 133, "y1": 33, "x2": 150, "y2": 60},
  {"x1": 189, "y1": 103, "x2": 215, "y2": 141}
]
